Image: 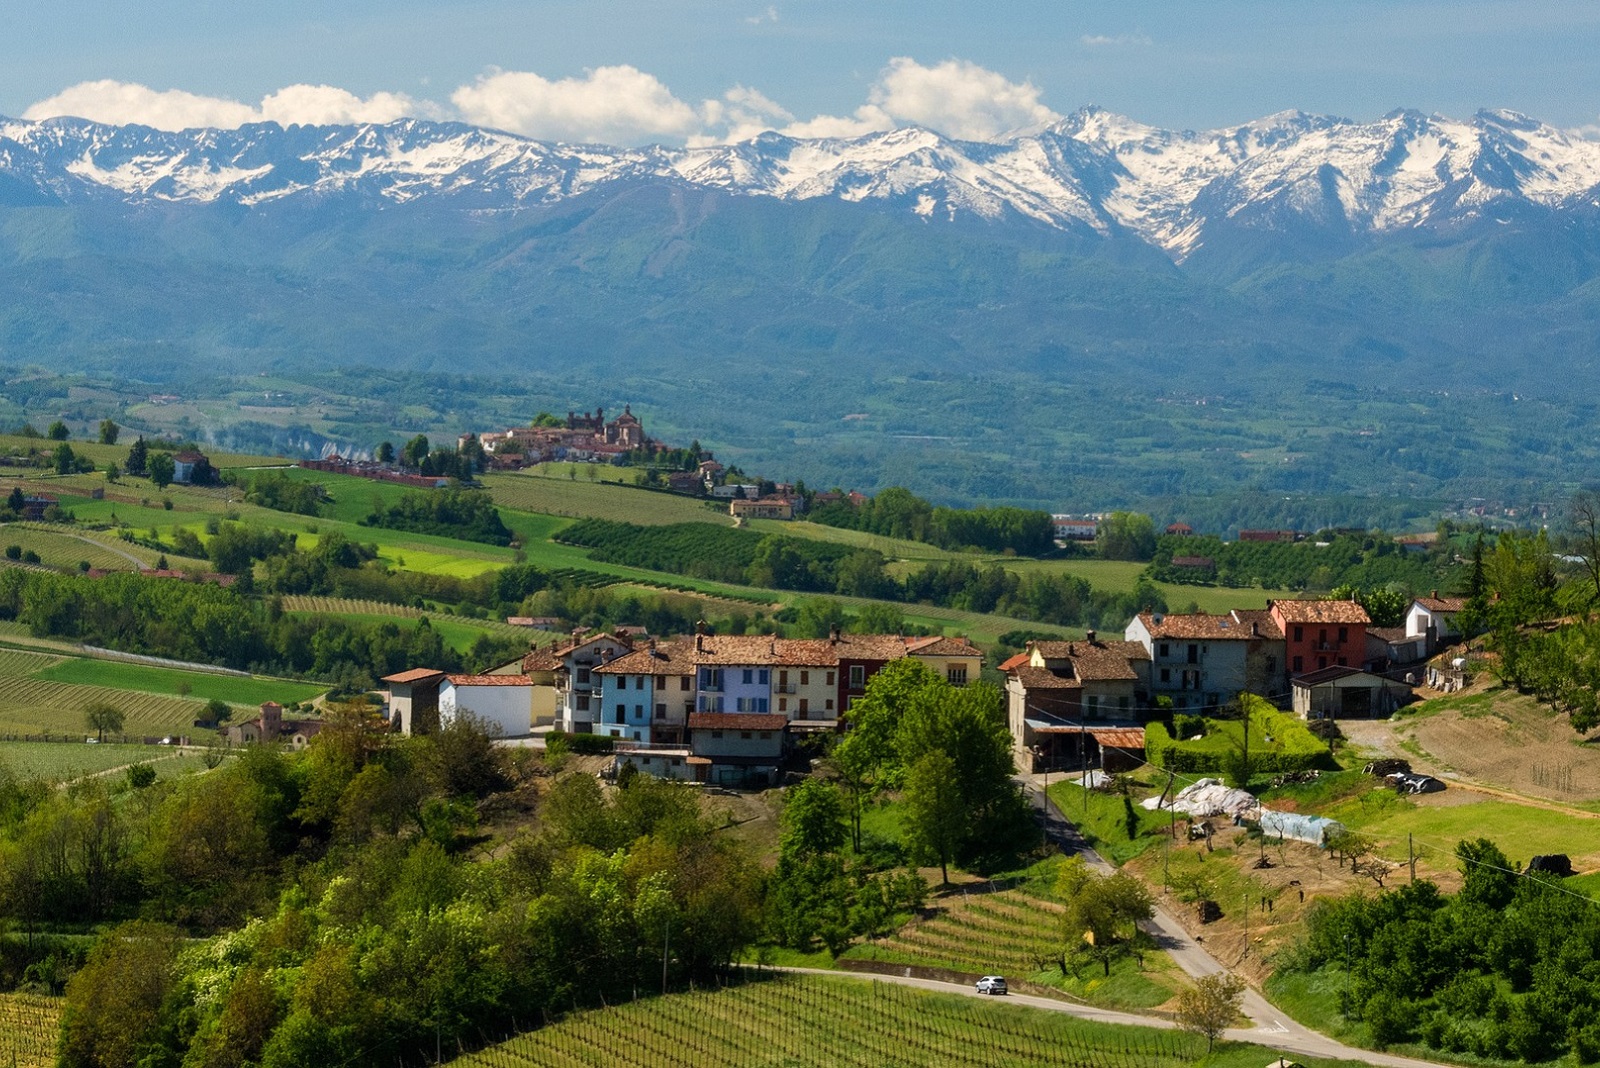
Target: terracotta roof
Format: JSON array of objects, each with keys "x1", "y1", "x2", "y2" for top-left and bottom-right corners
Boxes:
[
  {"x1": 690, "y1": 635, "x2": 842, "y2": 667},
  {"x1": 1011, "y1": 666, "x2": 1080, "y2": 690},
  {"x1": 382, "y1": 668, "x2": 446, "y2": 684},
  {"x1": 687, "y1": 713, "x2": 788, "y2": 731},
  {"x1": 1414, "y1": 595, "x2": 1465, "y2": 613},
  {"x1": 998, "y1": 652, "x2": 1030, "y2": 672},
  {"x1": 1032, "y1": 639, "x2": 1149, "y2": 675},
  {"x1": 446, "y1": 674, "x2": 533, "y2": 686},
  {"x1": 1272, "y1": 599, "x2": 1371, "y2": 625},
  {"x1": 1088, "y1": 727, "x2": 1146, "y2": 749},
  {"x1": 1133, "y1": 612, "x2": 1258, "y2": 641},
  {"x1": 593, "y1": 640, "x2": 697, "y2": 675},
  {"x1": 1227, "y1": 609, "x2": 1284, "y2": 639},
  {"x1": 522, "y1": 649, "x2": 562, "y2": 673},
  {"x1": 903, "y1": 636, "x2": 983, "y2": 657}
]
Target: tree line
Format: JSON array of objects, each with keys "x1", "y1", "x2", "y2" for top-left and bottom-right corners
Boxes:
[{"x1": 808, "y1": 487, "x2": 1055, "y2": 556}]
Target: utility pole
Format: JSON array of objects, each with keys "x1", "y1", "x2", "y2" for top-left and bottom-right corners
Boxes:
[
  {"x1": 1408, "y1": 833, "x2": 1416, "y2": 884},
  {"x1": 1081, "y1": 719, "x2": 1089, "y2": 814}
]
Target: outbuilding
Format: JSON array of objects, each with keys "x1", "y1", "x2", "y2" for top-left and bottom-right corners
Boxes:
[{"x1": 1291, "y1": 665, "x2": 1409, "y2": 719}]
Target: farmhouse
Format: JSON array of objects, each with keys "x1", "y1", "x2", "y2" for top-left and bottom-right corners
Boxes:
[
  {"x1": 1125, "y1": 609, "x2": 1284, "y2": 710},
  {"x1": 1004, "y1": 633, "x2": 1151, "y2": 773},
  {"x1": 439, "y1": 674, "x2": 535, "y2": 737},
  {"x1": 382, "y1": 667, "x2": 445, "y2": 734},
  {"x1": 227, "y1": 702, "x2": 324, "y2": 749},
  {"x1": 729, "y1": 498, "x2": 793, "y2": 521},
  {"x1": 1271, "y1": 598, "x2": 1370, "y2": 676},
  {"x1": 1406, "y1": 590, "x2": 1466, "y2": 654}
]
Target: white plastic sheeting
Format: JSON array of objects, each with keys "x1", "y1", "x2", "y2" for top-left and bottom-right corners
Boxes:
[
  {"x1": 1140, "y1": 777, "x2": 1260, "y2": 819},
  {"x1": 1257, "y1": 809, "x2": 1345, "y2": 846}
]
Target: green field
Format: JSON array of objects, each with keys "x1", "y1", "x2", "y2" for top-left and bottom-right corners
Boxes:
[
  {"x1": 0, "y1": 991, "x2": 61, "y2": 1068},
  {"x1": 483, "y1": 471, "x2": 720, "y2": 526},
  {"x1": 31, "y1": 658, "x2": 324, "y2": 708},
  {"x1": 447, "y1": 972, "x2": 1326, "y2": 1068},
  {"x1": 0, "y1": 525, "x2": 140, "y2": 571},
  {"x1": 0, "y1": 741, "x2": 199, "y2": 781}
]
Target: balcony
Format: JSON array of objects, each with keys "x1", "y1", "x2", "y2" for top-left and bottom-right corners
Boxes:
[{"x1": 776, "y1": 684, "x2": 798, "y2": 694}]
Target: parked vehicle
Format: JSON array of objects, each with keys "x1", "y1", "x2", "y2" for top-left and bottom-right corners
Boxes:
[{"x1": 975, "y1": 975, "x2": 1007, "y2": 995}]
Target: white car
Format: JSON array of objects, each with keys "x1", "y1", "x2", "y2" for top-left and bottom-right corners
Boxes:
[{"x1": 975, "y1": 975, "x2": 1007, "y2": 995}]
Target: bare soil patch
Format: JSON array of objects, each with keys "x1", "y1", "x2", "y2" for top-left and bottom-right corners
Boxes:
[{"x1": 1338, "y1": 685, "x2": 1600, "y2": 806}]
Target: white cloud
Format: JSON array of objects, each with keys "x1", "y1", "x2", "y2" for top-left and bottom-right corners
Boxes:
[
  {"x1": 688, "y1": 85, "x2": 798, "y2": 147},
  {"x1": 24, "y1": 80, "x2": 258, "y2": 130},
  {"x1": 451, "y1": 66, "x2": 700, "y2": 144},
  {"x1": 773, "y1": 58, "x2": 1059, "y2": 144},
  {"x1": 1081, "y1": 33, "x2": 1153, "y2": 47},
  {"x1": 744, "y1": 5, "x2": 779, "y2": 25},
  {"x1": 867, "y1": 57, "x2": 1059, "y2": 141},
  {"x1": 24, "y1": 79, "x2": 430, "y2": 131}
]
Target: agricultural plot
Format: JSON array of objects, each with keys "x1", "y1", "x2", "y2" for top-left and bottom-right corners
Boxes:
[
  {"x1": 0, "y1": 741, "x2": 193, "y2": 782},
  {"x1": 0, "y1": 525, "x2": 139, "y2": 572},
  {"x1": 277, "y1": 595, "x2": 539, "y2": 638},
  {"x1": 744, "y1": 519, "x2": 962, "y2": 561},
  {"x1": 844, "y1": 886, "x2": 1184, "y2": 1011},
  {"x1": 0, "y1": 991, "x2": 60, "y2": 1068},
  {"x1": 31, "y1": 658, "x2": 324, "y2": 708},
  {"x1": 483, "y1": 472, "x2": 718, "y2": 526},
  {"x1": 450, "y1": 973, "x2": 1216, "y2": 1068},
  {"x1": 0, "y1": 679, "x2": 206, "y2": 738}
]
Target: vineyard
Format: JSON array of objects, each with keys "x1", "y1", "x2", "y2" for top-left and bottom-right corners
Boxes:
[
  {"x1": 449, "y1": 973, "x2": 1208, "y2": 1068},
  {"x1": 0, "y1": 678, "x2": 203, "y2": 737},
  {"x1": 0, "y1": 991, "x2": 61, "y2": 1067},
  {"x1": 482, "y1": 473, "x2": 716, "y2": 527},
  {"x1": 843, "y1": 886, "x2": 1184, "y2": 1011},
  {"x1": 0, "y1": 525, "x2": 138, "y2": 572}
]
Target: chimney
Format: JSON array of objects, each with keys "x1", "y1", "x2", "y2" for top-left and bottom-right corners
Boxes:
[
  {"x1": 1431, "y1": 589, "x2": 1438, "y2": 600},
  {"x1": 1086, "y1": 629, "x2": 1097, "y2": 644},
  {"x1": 1251, "y1": 622, "x2": 1259, "y2": 637},
  {"x1": 828, "y1": 623, "x2": 840, "y2": 642},
  {"x1": 695, "y1": 633, "x2": 704, "y2": 653}
]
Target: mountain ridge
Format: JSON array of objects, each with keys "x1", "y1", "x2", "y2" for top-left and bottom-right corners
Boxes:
[{"x1": 7, "y1": 107, "x2": 1600, "y2": 258}]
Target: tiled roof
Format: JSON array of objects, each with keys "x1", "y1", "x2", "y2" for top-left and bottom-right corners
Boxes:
[
  {"x1": 1032, "y1": 640, "x2": 1149, "y2": 679},
  {"x1": 691, "y1": 635, "x2": 844, "y2": 667},
  {"x1": 1011, "y1": 666, "x2": 1080, "y2": 690},
  {"x1": 1414, "y1": 596, "x2": 1466, "y2": 613},
  {"x1": 521, "y1": 649, "x2": 562, "y2": 673},
  {"x1": 1291, "y1": 664, "x2": 1374, "y2": 686},
  {"x1": 382, "y1": 668, "x2": 445, "y2": 684},
  {"x1": 593, "y1": 640, "x2": 697, "y2": 675},
  {"x1": 1227, "y1": 609, "x2": 1284, "y2": 639},
  {"x1": 904, "y1": 636, "x2": 983, "y2": 657},
  {"x1": 1133, "y1": 612, "x2": 1256, "y2": 640},
  {"x1": 687, "y1": 713, "x2": 788, "y2": 731},
  {"x1": 1272, "y1": 599, "x2": 1371, "y2": 625},
  {"x1": 1368, "y1": 626, "x2": 1411, "y2": 643},
  {"x1": 446, "y1": 674, "x2": 533, "y2": 686},
  {"x1": 998, "y1": 653, "x2": 1030, "y2": 672}
]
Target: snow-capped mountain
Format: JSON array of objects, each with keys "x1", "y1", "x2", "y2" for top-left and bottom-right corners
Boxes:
[{"x1": 4, "y1": 106, "x2": 1600, "y2": 258}]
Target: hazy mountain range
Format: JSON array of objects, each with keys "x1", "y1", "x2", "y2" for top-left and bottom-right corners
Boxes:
[{"x1": 2, "y1": 107, "x2": 1599, "y2": 511}]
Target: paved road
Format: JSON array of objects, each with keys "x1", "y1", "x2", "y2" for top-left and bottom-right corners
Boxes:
[{"x1": 1014, "y1": 773, "x2": 1453, "y2": 1068}]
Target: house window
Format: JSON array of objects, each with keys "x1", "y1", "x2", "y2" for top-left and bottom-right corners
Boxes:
[
  {"x1": 778, "y1": 698, "x2": 788, "y2": 712},
  {"x1": 947, "y1": 665, "x2": 968, "y2": 686},
  {"x1": 671, "y1": 757, "x2": 682, "y2": 766},
  {"x1": 577, "y1": 668, "x2": 590, "y2": 684},
  {"x1": 657, "y1": 676, "x2": 666, "y2": 689},
  {"x1": 577, "y1": 694, "x2": 591, "y2": 711},
  {"x1": 742, "y1": 669, "x2": 754, "y2": 684},
  {"x1": 1338, "y1": 627, "x2": 1348, "y2": 643},
  {"x1": 1160, "y1": 668, "x2": 1171, "y2": 683},
  {"x1": 711, "y1": 730, "x2": 723, "y2": 739},
  {"x1": 1292, "y1": 656, "x2": 1303, "y2": 673},
  {"x1": 681, "y1": 677, "x2": 691, "y2": 691},
  {"x1": 1187, "y1": 644, "x2": 1198, "y2": 664},
  {"x1": 759, "y1": 669, "x2": 769, "y2": 685},
  {"x1": 1318, "y1": 656, "x2": 1328, "y2": 670},
  {"x1": 800, "y1": 671, "x2": 809, "y2": 684},
  {"x1": 825, "y1": 699, "x2": 834, "y2": 711},
  {"x1": 632, "y1": 731, "x2": 641, "y2": 741},
  {"x1": 741, "y1": 731, "x2": 752, "y2": 739},
  {"x1": 1336, "y1": 657, "x2": 1347, "y2": 667},
  {"x1": 779, "y1": 670, "x2": 788, "y2": 688},
  {"x1": 1293, "y1": 626, "x2": 1303, "y2": 643},
  {"x1": 759, "y1": 731, "x2": 771, "y2": 739},
  {"x1": 615, "y1": 704, "x2": 625, "y2": 721},
  {"x1": 849, "y1": 665, "x2": 864, "y2": 687},
  {"x1": 827, "y1": 671, "x2": 836, "y2": 686},
  {"x1": 655, "y1": 703, "x2": 666, "y2": 719},
  {"x1": 1267, "y1": 657, "x2": 1277, "y2": 677},
  {"x1": 635, "y1": 705, "x2": 644, "y2": 720},
  {"x1": 799, "y1": 698, "x2": 809, "y2": 715}
]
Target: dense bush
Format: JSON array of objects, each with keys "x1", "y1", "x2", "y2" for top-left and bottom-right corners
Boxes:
[
  {"x1": 1145, "y1": 697, "x2": 1331, "y2": 775},
  {"x1": 809, "y1": 487, "x2": 1054, "y2": 556},
  {"x1": 364, "y1": 488, "x2": 512, "y2": 545},
  {"x1": 1148, "y1": 533, "x2": 1456, "y2": 592}
]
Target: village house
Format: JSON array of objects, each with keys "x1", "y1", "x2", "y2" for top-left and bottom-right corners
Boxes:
[
  {"x1": 592, "y1": 639, "x2": 697, "y2": 744},
  {"x1": 1051, "y1": 515, "x2": 1099, "y2": 542},
  {"x1": 1125, "y1": 609, "x2": 1284, "y2": 710},
  {"x1": 729, "y1": 498, "x2": 793, "y2": 521},
  {"x1": 1406, "y1": 590, "x2": 1466, "y2": 654},
  {"x1": 543, "y1": 632, "x2": 635, "y2": 733},
  {"x1": 171, "y1": 450, "x2": 210, "y2": 485},
  {"x1": 683, "y1": 713, "x2": 787, "y2": 787},
  {"x1": 1271, "y1": 598, "x2": 1370, "y2": 676},
  {"x1": 1291, "y1": 664, "x2": 1409, "y2": 720},
  {"x1": 1003, "y1": 633, "x2": 1151, "y2": 774},
  {"x1": 439, "y1": 674, "x2": 536, "y2": 737},
  {"x1": 382, "y1": 668, "x2": 445, "y2": 734}
]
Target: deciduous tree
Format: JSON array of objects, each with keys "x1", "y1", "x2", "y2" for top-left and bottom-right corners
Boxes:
[{"x1": 1175, "y1": 972, "x2": 1246, "y2": 1052}]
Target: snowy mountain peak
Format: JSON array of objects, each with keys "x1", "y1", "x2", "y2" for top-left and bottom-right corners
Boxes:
[{"x1": 4, "y1": 106, "x2": 1600, "y2": 258}]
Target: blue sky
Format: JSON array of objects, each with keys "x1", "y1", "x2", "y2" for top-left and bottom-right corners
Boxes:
[{"x1": 9, "y1": 1, "x2": 1600, "y2": 143}]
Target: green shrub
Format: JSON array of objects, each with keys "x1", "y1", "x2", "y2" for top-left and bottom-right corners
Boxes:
[{"x1": 545, "y1": 731, "x2": 614, "y2": 755}]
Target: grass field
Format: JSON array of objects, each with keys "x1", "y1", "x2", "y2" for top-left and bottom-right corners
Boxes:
[
  {"x1": 446, "y1": 972, "x2": 1332, "y2": 1068},
  {"x1": 31, "y1": 658, "x2": 324, "y2": 708},
  {"x1": 0, "y1": 525, "x2": 139, "y2": 571},
  {"x1": 0, "y1": 991, "x2": 61, "y2": 1068}
]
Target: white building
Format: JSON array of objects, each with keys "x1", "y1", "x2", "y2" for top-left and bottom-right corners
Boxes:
[{"x1": 439, "y1": 675, "x2": 533, "y2": 737}]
